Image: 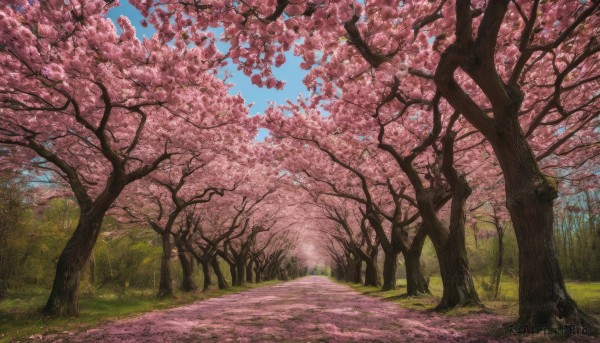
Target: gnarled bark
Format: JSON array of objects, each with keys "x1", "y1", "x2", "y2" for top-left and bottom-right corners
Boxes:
[
  {"x1": 228, "y1": 263, "x2": 238, "y2": 286},
  {"x1": 157, "y1": 231, "x2": 174, "y2": 298},
  {"x1": 210, "y1": 256, "x2": 229, "y2": 289},
  {"x1": 200, "y1": 259, "x2": 211, "y2": 291},
  {"x1": 246, "y1": 260, "x2": 254, "y2": 283},
  {"x1": 235, "y1": 259, "x2": 246, "y2": 286},
  {"x1": 353, "y1": 256, "x2": 363, "y2": 284},
  {"x1": 404, "y1": 250, "x2": 429, "y2": 296},
  {"x1": 381, "y1": 252, "x2": 398, "y2": 291},
  {"x1": 175, "y1": 237, "x2": 197, "y2": 292},
  {"x1": 364, "y1": 248, "x2": 380, "y2": 287},
  {"x1": 43, "y1": 214, "x2": 104, "y2": 315},
  {"x1": 498, "y1": 123, "x2": 595, "y2": 330}
]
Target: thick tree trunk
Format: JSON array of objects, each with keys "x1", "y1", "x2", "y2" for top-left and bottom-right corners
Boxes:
[
  {"x1": 157, "y1": 231, "x2": 173, "y2": 298},
  {"x1": 342, "y1": 263, "x2": 349, "y2": 282},
  {"x1": 432, "y1": 137, "x2": 480, "y2": 310},
  {"x1": 354, "y1": 257, "x2": 363, "y2": 284},
  {"x1": 403, "y1": 228, "x2": 429, "y2": 296},
  {"x1": 434, "y1": 236, "x2": 480, "y2": 310},
  {"x1": 515, "y1": 218, "x2": 593, "y2": 330},
  {"x1": 364, "y1": 250, "x2": 380, "y2": 287},
  {"x1": 246, "y1": 260, "x2": 253, "y2": 283},
  {"x1": 263, "y1": 266, "x2": 271, "y2": 281},
  {"x1": 176, "y1": 239, "x2": 197, "y2": 292},
  {"x1": 279, "y1": 267, "x2": 288, "y2": 281},
  {"x1": 210, "y1": 257, "x2": 229, "y2": 289},
  {"x1": 346, "y1": 254, "x2": 356, "y2": 283},
  {"x1": 381, "y1": 252, "x2": 398, "y2": 291},
  {"x1": 267, "y1": 259, "x2": 280, "y2": 281},
  {"x1": 43, "y1": 214, "x2": 104, "y2": 316},
  {"x1": 289, "y1": 261, "x2": 298, "y2": 279},
  {"x1": 201, "y1": 260, "x2": 211, "y2": 291},
  {"x1": 493, "y1": 118, "x2": 597, "y2": 331},
  {"x1": 254, "y1": 262, "x2": 262, "y2": 283},
  {"x1": 229, "y1": 263, "x2": 238, "y2": 286},
  {"x1": 236, "y1": 259, "x2": 246, "y2": 286},
  {"x1": 404, "y1": 249, "x2": 429, "y2": 296},
  {"x1": 335, "y1": 262, "x2": 345, "y2": 281},
  {"x1": 364, "y1": 260, "x2": 379, "y2": 287}
]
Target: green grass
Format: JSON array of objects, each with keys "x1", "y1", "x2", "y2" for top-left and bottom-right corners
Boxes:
[
  {"x1": 0, "y1": 281, "x2": 282, "y2": 342},
  {"x1": 343, "y1": 276, "x2": 600, "y2": 319}
]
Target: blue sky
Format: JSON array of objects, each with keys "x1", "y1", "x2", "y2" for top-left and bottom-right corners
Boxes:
[{"x1": 107, "y1": 3, "x2": 309, "y2": 141}]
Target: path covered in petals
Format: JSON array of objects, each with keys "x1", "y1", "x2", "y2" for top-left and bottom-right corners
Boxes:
[{"x1": 46, "y1": 276, "x2": 508, "y2": 342}]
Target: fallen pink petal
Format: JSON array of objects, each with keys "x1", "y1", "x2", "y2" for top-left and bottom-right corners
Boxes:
[{"x1": 43, "y1": 277, "x2": 508, "y2": 342}]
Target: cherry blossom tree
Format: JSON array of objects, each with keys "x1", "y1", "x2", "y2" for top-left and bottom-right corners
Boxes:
[
  {"x1": 315, "y1": 198, "x2": 380, "y2": 287},
  {"x1": 169, "y1": 158, "x2": 282, "y2": 286},
  {"x1": 0, "y1": 0, "x2": 250, "y2": 315},
  {"x1": 429, "y1": 1, "x2": 599, "y2": 329},
  {"x1": 264, "y1": 106, "x2": 434, "y2": 294},
  {"x1": 117, "y1": 154, "x2": 244, "y2": 296},
  {"x1": 213, "y1": 191, "x2": 277, "y2": 286}
]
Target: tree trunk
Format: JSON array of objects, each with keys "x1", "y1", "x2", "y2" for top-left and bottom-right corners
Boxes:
[
  {"x1": 236, "y1": 259, "x2": 246, "y2": 286},
  {"x1": 512, "y1": 185, "x2": 595, "y2": 330},
  {"x1": 254, "y1": 262, "x2": 262, "y2": 283},
  {"x1": 364, "y1": 260, "x2": 379, "y2": 287},
  {"x1": 210, "y1": 256, "x2": 229, "y2": 289},
  {"x1": 270, "y1": 261, "x2": 280, "y2": 280},
  {"x1": 434, "y1": 235, "x2": 480, "y2": 310},
  {"x1": 334, "y1": 262, "x2": 345, "y2": 281},
  {"x1": 246, "y1": 260, "x2": 253, "y2": 283},
  {"x1": 346, "y1": 254, "x2": 356, "y2": 283},
  {"x1": 381, "y1": 251, "x2": 398, "y2": 291},
  {"x1": 201, "y1": 260, "x2": 211, "y2": 291},
  {"x1": 229, "y1": 263, "x2": 238, "y2": 286},
  {"x1": 279, "y1": 267, "x2": 288, "y2": 281},
  {"x1": 435, "y1": 27, "x2": 597, "y2": 330},
  {"x1": 43, "y1": 214, "x2": 104, "y2": 316},
  {"x1": 354, "y1": 257, "x2": 363, "y2": 284},
  {"x1": 430, "y1": 139, "x2": 480, "y2": 310},
  {"x1": 157, "y1": 231, "x2": 173, "y2": 298},
  {"x1": 492, "y1": 118, "x2": 597, "y2": 331},
  {"x1": 176, "y1": 246, "x2": 196, "y2": 293},
  {"x1": 402, "y1": 228, "x2": 429, "y2": 296},
  {"x1": 404, "y1": 249, "x2": 429, "y2": 296},
  {"x1": 364, "y1": 249, "x2": 380, "y2": 287}
]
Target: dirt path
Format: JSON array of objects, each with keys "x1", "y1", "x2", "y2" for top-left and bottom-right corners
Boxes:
[{"x1": 45, "y1": 276, "x2": 512, "y2": 342}]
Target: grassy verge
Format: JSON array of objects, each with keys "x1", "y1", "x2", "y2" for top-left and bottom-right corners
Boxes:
[
  {"x1": 0, "y1": 280, "x2": 282, "y2": 342},
  {"x1": 342, "y1": 276, "x2": 600, "y2": 319}
]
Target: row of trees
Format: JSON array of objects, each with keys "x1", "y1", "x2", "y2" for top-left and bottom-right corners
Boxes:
[
  {"x1": 118, "y1": 165, "x2": 307, "y2": 297},
  {"x1": 0, "y1": 1, "x2": 308, "y2": 316},
  {"x1": 0, "y1": 178, "x2": 307, "y2": 299},
  {"x1": 0, "y1": 0, "x2": 598, "y2": 335}
]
